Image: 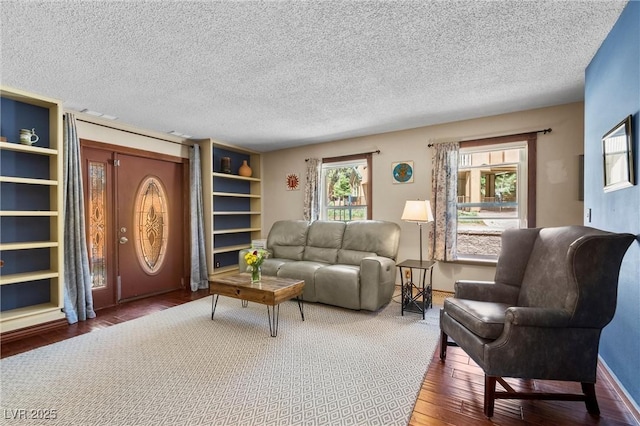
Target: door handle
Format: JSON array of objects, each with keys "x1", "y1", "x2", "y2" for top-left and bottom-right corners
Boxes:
[{"x1": 119, "y1": 236, "x2": 128, "y2": 244}]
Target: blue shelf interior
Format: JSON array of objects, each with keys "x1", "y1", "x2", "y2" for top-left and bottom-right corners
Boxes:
[
  {"x1": 214, "y1": 251, "x2": 241, "y2": 269},
  {"x1": 1, "y1": 248, "x2": 51, "y2": 274},
  {"x1": 213, "y1": 231, "x2": 253, "y2": 269},
  {"x1": 0, "y1": 182, "x2": 51, "y2": 211},
  {"x1": 214, "y1": 232, "x2": 251, "y2": 248},
  {"x1": 1, "y1": 97, "x2": 50, "y2": 148},
  {"x1": 214, "y1": 196, "x2": 251, "y2": 211},
  {"x1": 212, "y1": 146, "x2": 251, "y2": 175},
  {"x1": 0, "y1": 151, "x2": 50, "y2": 180},
  {"x1": 0, "y1": 217, "x2": 51, "y2": 244},
  {"x1": 214, "y1": 215, "x2": 251, "y2": 231},
  {"x1": 1, "y1": 280, "x2": 51, "y2": 312},
  {"x1": 213, "y1": 176, "x2": 251, "y2": 194}
]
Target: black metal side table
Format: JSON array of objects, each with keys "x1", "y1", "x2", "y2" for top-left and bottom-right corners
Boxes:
[{"x1": 398, "y1": 259, "x2": 436, "y2": 319}]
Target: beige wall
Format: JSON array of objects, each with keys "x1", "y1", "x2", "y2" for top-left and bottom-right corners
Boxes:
[
  {"x1": 73, "y1": 113, "x2": 190, "y2": 158},
  {"x1": 262, "y1": 102, "x2": 585, "y2": 292}
]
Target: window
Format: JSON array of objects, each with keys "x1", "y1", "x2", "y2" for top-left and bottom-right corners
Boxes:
[
  {"x1": 456, "y1": 134, "x2": 536, "y2": 259},
  {"x1": 320, "y1": 154, "x2": 372, "y2": 222}
]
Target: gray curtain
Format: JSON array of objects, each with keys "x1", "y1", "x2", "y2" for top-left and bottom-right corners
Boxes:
[
  {"x1": 62, "y1": 113, "x2": 96, "y2": 323},
  {"x1": 303, "y1": 158, "x2": 321, "y2": 221},
  {"x1": 190, "y1": 144, "x2": 208, "y2": 291},
  {"x1": 428, "y1": 141, "x2": 459, "y2": 261}
]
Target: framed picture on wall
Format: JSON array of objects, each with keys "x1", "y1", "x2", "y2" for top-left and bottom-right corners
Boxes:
[
  {"x1": 392, "y1": 161, "x2": 414, "y2": 184},
  {"x1": 602, "y1": 115, "x2": 634, "y2": 192}
]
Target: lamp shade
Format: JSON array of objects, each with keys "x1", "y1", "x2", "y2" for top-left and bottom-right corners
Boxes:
[{"x1": 401, "y1": 200, "x2": 434, "y2": 223}]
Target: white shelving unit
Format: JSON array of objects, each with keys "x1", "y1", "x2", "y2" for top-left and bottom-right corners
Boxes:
[
  {"x1": 200, "y1": 139, "x2": 262, "y2": 277},
  {"x1": 0, "y1": 86, "x2": 65, "y2": 333}
]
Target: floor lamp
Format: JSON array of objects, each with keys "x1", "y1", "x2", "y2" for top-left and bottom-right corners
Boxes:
[{"x1": 401, "y1": 200, "x2": 434, "y2": 264}]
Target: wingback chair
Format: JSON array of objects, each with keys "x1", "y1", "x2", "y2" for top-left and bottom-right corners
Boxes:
[{"x1": 439, "y1": 225, "x2": 635, "y2": 417}]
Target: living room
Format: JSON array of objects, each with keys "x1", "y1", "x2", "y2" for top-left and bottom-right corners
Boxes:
[{"x1": 1, "y1": 1, "x2": 638, "y2": 425}]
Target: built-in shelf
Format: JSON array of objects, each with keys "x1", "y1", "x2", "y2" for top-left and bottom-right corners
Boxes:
[
  {"x1": 213, "y1": 244, "x2": 252, "y2": 254},
  {"x1": 0, "y1": 241, "x2": 59, "y2": 250},
  {"x1": 0, "y1": 211, "x2": 58, "y2": 217},
  {"x1": 212, "y1": 192, "x2": 261, "y2": 198},
  {"x1": 209, "y1": 265, "x2": 240, "y2": 275},
  {"x1": 0, "y1": 303, "x2": 63, "y2": 322},
  {"x1": 212, "y1": 172, "x2": 261, "y2": 182},
  {"x1": 1, "y1": 85, "x2": 65, "y2": 334},
  {"x1": 0, "y1": 270, "x2": 60, "y2": 286},
  {"x1": 213, "y1": 227, "x2": 261, "y2": 235},
  {"x1": 200, "y1": 139, "x2": 262, "y2": 275},
  {"x1": 213, "y1": 211, "x2": 261, "y2": 216},
  {"x1": 0, "y1": 176, "x2": 58, "y2": 185},
  {"x1": 0, "y1": 141, "x2": 58, "y2": 156}
]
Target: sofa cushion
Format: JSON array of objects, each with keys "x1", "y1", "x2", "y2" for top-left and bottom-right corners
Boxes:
[
  {"x1": 303, "y1": 221, "x2": 345, "y2": 264},
  {"x1": 277, "y1": 260, "x2": 328, "y2": 302},
  {"x1": 342, "y1": 220, "x2": 400, "y2": 260},
  {"x1": 315, "y1": 265, "x2": 361, "y2": 310},
  {"x1": 337, "y1": 249, "x2": 377, "y2": 266},
  {"x1": 267, "y1": 220, "x2": 309, "y2": 260},
  {"x1": 444, "y1": 298, "x2": 509, "y2": 340},
  {"x1": 261, "y1": 258, "x2": 296, "y2": 277}
]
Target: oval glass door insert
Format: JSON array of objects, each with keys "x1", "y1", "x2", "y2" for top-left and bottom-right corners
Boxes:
[{"x1": 134, "y1": 176, "x2": 169, "y2": 275}]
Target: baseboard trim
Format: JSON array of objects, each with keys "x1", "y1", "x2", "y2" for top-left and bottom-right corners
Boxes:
[
  {"x1": 1, "y1": 318, "x2": 68, "y2": 344},
  {"x1": 598, "y1": 356, "x2": 640, "y2": 425}
]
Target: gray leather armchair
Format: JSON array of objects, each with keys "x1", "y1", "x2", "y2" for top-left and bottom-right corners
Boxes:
[{"x1": 439, "y1": 225, "x2": 635, "y2": 417}]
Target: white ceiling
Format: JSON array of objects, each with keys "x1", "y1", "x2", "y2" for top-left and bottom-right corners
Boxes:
[{"x1": 1, "y1": 1, "x2": 628, "y2": 152}]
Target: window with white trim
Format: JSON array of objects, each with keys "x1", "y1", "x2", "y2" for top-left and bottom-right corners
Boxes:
[
  {"x1": 456, "y1": 135, "x2": 536, "y2": 259},
  {"x1": 320, "y1": 154, "x2": 372, "y2": 222}
]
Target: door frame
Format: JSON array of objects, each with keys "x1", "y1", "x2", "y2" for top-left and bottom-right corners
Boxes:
[{"x1": 80, "y1": 139, "x2": 191, "y2": 308}]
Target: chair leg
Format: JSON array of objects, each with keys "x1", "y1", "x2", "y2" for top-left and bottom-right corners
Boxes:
[
  {"x1": 582, "y1": 382, "x2": 600, "y2": 415},
  {"x1": 484, "y1": 375, "x2": 497, "y2": 417},
  {"x1": 439, "y1": 330, "x2": 448, "y2": 360}
]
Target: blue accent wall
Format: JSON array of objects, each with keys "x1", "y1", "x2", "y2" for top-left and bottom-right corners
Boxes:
[{"x1": 585, "y1": 1, "x2": 640, "y2": 408}]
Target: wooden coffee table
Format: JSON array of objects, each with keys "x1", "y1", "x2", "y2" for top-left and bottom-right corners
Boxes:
[{"x1": 209, "y1": 273, "x2": 305, "y2": 337}]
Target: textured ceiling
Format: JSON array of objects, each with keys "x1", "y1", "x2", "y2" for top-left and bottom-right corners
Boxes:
[{"x1": 1, "y1": 1, "x2": 628, "y2": 152}]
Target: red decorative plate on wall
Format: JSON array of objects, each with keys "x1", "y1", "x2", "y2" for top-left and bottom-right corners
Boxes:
[{"x1": 286, "y1": 173, "x2": 300, "y2": 191}]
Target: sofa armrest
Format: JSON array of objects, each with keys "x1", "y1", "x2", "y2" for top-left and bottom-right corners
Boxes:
[
  {"x1": 484, "y1": 307, "x2": 595, "y2": 380},
  {"x1": 359, "y1": 256, "x2": 396, "y2": 311},
  {"x1": 362, "y1": 256, "x2": 396, "y2": 278},
  {"x1": 455, "y1": 280, "x2": 519, "y2": 305},
  {"x1": 505, "y1": 307, "x2": 571, "y2": 328}
]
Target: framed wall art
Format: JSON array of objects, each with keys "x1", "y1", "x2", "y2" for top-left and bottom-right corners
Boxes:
[
  {"x1": 602, "y1": 115, "x2": 634, "y2": 192},
  {"x1": 392, "y1": 161, "x2": 414, "y2": 184}
]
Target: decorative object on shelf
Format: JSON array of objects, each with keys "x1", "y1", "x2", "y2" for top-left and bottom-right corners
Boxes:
[
  {"x1": 221, "y1": 156, "x2": 232, "y2": 173},
  {"x1": 238, "y1": 160, "x2": 252, "y2": 177},
  {"x1": 0, "y1": 136, "x2": 6, "y2": 142},
  {"x1": 392, "y1": 161, "x2": 414, "y2": 183},
  {"x1": 286, "y1": 173, "x2": 300, "y2": 191},
  {"x1": 19, "y1": 128, "x2": 39, "y2": 145},
  {"x1": 244, "y1": 249, "x2": 268, "y2": 283},
  {"x1": 602, "y1": 114, "x2": 634, "y2": 192},
  {"x1": 401, "y1": 199, "x2": 434, "y2": 263}
]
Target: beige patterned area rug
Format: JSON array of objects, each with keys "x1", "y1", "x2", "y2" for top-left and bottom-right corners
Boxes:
[{"x1": 1, "y1": 296, "x2": 441, "y2": 425}]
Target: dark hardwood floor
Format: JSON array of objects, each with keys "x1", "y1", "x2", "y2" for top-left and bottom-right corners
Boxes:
[{"x1": 2, "y1": 289, "x2": 638, "y2": 425}]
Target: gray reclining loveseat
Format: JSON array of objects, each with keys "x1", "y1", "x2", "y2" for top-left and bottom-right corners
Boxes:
[{"x1": 239, "y1": 220, "x2": 401, "y2": 311}]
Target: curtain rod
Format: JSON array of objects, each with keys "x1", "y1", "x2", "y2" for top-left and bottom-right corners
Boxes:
[
  {"x1": 427, "y1": 128, "x2": 552, "y2": 148},
  {"x1": 73, "y1": 116, "x2": 194, "y2": 147},
  {"x1": 305, "y1": 149, "x2": 380, "y2": 161}
]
